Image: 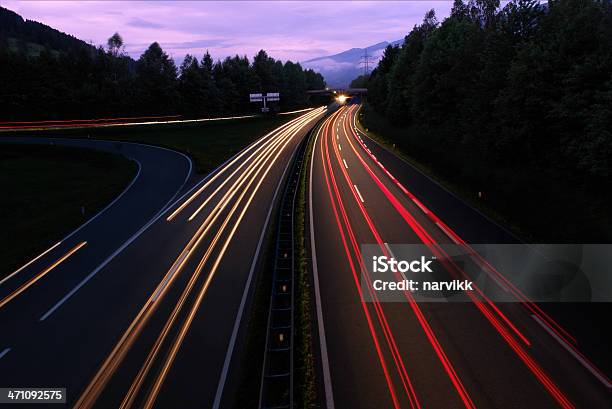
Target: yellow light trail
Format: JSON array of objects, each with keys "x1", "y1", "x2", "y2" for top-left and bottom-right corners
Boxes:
[
  {"x1": 73, "y1": 107, "x2": 324, "y2": 409},
  {"x1": 141, "y1": 106, "x2": 321, "y2": 409},
  {"x1": 165, "y1": 109, "x2": 324, "y2": 221},
  {"x1": 0, "y1": 241, "x2": 87, "y2": 309},
  {"x1": 0, "y1": 241, "x2": 62, "y2": 287},
  {"x1": 186, "y1": 110, "x2": 317, "y2": 221},
  {"x1": 119, "y1": 108, "x2": 324, "y2": 409}
]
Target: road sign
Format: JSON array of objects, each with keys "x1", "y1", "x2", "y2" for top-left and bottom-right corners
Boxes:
[
  {"x1": 249, "y1": 92, "x2": 280, "y2": 111},
  {"x1": 266, "y1": 92, "x2": 280, "y2": 102}
]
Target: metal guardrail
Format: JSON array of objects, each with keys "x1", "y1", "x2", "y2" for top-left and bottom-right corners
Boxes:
[{"x1": 258, "y1": 130, "x2": 310, "y2": 409}]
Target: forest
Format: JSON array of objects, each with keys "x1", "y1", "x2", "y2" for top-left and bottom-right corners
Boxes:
[
  {"x1": 0, "y1": 7, "x2": 326, "y2": 121},
  {"x1": 361, "y1": 0, "x2": 612, "y2": 241}
]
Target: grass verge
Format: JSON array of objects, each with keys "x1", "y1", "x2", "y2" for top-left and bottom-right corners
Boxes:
[
  {"x1": 232, "y1": 129, "x2": 313, "y2": 407},
  {"x1": 233, "y1": 119, "x2": 320, "y2": 409},
  {"x1": 8, "y1": 114, "x2": 304, "y2": 174},
  {"x1": 294, "y1": 122, "x2": 319, "y2": 409},
  {"x1": 0, "y1": 144, "x2": 136, "y2": 277}
]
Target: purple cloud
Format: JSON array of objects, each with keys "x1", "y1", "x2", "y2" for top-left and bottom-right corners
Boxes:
[
  {"x1": 127, "y1": 17, "x2": 164, "y2": 29},
  {"x1": 2, "y1": 1, "x2": 453, "y2": 62}
]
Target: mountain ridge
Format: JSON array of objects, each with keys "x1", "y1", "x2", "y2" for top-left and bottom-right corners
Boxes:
[
  {"x1": 0, "y1": 6, "x2": 96, "y2": 57},
  {"x1": 302, "y1": 39, "x2": 402, "y2": 88}
]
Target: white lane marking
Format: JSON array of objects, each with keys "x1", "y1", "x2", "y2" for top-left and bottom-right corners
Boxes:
[
  {"x1": 412, "y1": 198, "x2": 429, "y2": 215},
  {"x1": 212, "y1": 114, "x2": 320, "y2": 409},
  {"x1": 166, "y1": 108, "x2": 324, "y2": 222},
  {"x1": 126, "y1": 142, "x2": 193, "y2": 204},
  {"x1": 1, "y1": 137, "x2": 192, "y2": 290},
  {"x1": 348, "y1": 111, "x2": 513, "y2": 294},
  {"x1": 37, "y1": 170, "x2": 194, "y2": 321},
  {"x1": 343, "y1": 159, "x2": 348, "y2": 169},
  {"x1": 53, "y1": 157, "x2": 142, "y2": 244},
  {"x1": 0, "y1": 348, "x2": 10, "y2": 360},
  {"x1": 480, "y1": 265, "x2": 509, "y2": 293},
  {"x1": 354, "y1": 184, "x2": 365, "y2": 203},
  {"x1": 38, "y1": 111, "x2": 325, "y2": 321},
  {"x1": 531, "y1": 314, "x2": 612, "y2": 389},
  {"x1": 0, "y1": 241, "x2": 87, "y2": 310},
  {"x1": 0, "y1": 242, "x2": 61, "y2": 287},
  {"x1": 435, "y1": 221, "x2": 459, "y2": 244},
  {"x1": 37, "y1": 137, "x2": 266, "y2": 321},
  {"x1": 185, "y1": 108, "x2": 322, "y2": 222},
  {"x1": 0, "y1": 159, "x2": 141, "y2": 288},
  {"x1": 39, "y1": 214, "x2": 160, "y2": 321},
  {"x1": 351, "y1": 106, "x2": 519, "y2": 242},
  {"x1": 383, "y1": 243, "x2": 410, "y2": 283},
  {"x1": 338, "y1": 143, "x2": 341, "y2": 151},
  {"x1": 309, "y1": 124, "x2": 335, "y2": 409}
]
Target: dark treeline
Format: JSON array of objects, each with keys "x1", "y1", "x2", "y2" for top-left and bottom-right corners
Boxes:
[
  {"x1": 0, "y1": 8, "x2": 325, "y2": 121},
  {"x1": 364, "y1": 0, "x2": 612, "y2": 240}
]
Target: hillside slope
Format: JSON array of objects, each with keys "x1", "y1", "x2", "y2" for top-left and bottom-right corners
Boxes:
[
  {"x1": 302, "y1": 39, "x2": 401, "y2": 88},
  {"x1": 0, "y1": 6, "x2": 95, "y2": 56}
]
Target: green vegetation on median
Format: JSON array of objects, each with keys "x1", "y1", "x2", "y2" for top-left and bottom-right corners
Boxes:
[
  {"x1": 232, "y1": 117, "x2": 319, "y2": 409},
  {"x1": 0, "y1": 144, "x2": 136, "y2": 277},
  {"x1": 14, "y1": 114, "x2": 303, "y2": 174},
  {"x1": 294, "y1": 122, "x2": 319, "y2": 409}
]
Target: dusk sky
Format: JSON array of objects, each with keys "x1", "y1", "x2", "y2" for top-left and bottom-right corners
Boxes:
[{"x1": 3, "y1": 1, "x2": 454, "y2": 63}]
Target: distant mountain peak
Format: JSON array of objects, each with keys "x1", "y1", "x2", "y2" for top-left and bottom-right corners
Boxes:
[{"x1": 302, "y1": 39, "x2": 402, "y2": 88}]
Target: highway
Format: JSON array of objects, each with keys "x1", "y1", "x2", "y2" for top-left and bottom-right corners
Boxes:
[
  {"x1": 0, "y1": 106, "x2": 325, "y2": 408},
  {"x1": 308, "y1": 104, "x2": 611, "y2": 409}
]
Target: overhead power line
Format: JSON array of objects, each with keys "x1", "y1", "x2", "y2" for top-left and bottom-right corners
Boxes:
[{"x1": 359, "y1": 47, "x2": 375, "y2": 77}]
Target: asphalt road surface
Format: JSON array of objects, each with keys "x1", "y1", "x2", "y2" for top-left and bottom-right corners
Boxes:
[
  {"x1": 308, "y1": 104, "x2": 611, "y2": 409},
  {"x1": 0, "y1": 106, "x2": 326, "y2": 408}
]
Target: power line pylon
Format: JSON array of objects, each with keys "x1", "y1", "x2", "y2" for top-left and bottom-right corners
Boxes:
[{"x1": 359, "y1": 47, "x2": 375, "y2": 77}]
